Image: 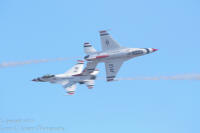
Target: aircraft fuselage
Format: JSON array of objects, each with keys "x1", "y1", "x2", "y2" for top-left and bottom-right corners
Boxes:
[
  {"x1": 32, "y1": 74, "x2": 95, "y2": 84},
  {"x1": 85, "y1": 47, "x2": 157, "y2": 62}
]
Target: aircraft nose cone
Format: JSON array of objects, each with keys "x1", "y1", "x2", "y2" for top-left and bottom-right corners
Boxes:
[
  {"x1": 152, "y1": 48, "x2": 158, "y2": 52},
  {"x1": 32, "y1": 79, "x2": 37, "y2": 81}
]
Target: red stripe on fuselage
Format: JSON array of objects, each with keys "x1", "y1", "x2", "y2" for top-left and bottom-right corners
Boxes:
[{"x1": 96, "y1": 55, "x2": 109, "y2": 59}]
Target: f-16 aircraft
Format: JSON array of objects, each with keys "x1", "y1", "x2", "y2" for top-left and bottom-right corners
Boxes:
[
  {"x1": 84, "y1": 30, "x2": 158, "y2": 81},
  {"x1": 32, "y1": 60, "x2": 99, "y2": 95}
]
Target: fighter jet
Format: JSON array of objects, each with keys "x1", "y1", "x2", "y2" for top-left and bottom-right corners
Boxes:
[
  {"x1": 84, "y1": 30, "x2": 158, "y2": 81},
  {"x1": 32, "y1": 60, "x2": 99, "y2": 95}
]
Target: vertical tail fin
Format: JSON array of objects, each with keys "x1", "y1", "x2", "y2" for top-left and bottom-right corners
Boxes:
[
  {"x1": 64, "y1": 60, "x2": 84, "y2": 75},
  {"x1": 84, "y1": 42, "x2": 97, "y2": 54}
]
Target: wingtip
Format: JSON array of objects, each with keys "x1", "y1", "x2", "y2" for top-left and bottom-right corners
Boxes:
[
  {"x1": 67, "y1": 92, "x2": 75, "y2": 95},
  {"x1": 87, "y1": 85, "x2": 94, "y2": 89},
  {"x1": 99, "y1": 30, "x2": 107, "y2": 33},
  {"x1": 99, "y1": 29, "x2": 111, "y2": 33},
  {"x1": 107, "y1": 79, "x2": 115, "y2": 82}
]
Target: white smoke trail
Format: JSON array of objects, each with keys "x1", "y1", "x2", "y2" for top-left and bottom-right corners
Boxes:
[
  {"x1": 1, "y1": 59, "x2": 200, "y2": 81},
  {"x1": 0, "y1": 57, "x2": 80, "y2": 68},
  {"x1": 115, "y1": 74, "x2": 200, "y2": 81}
]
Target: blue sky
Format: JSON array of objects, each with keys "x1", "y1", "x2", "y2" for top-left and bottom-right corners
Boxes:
[{"x1": 0, "y1": 0, "x2": 200, "y2": 133}]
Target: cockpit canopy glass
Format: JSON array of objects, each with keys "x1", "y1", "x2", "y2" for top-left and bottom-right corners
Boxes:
[
  {"x1": 84, "y1": 55, "x2": 90, "y2": 59},
  {"x1": 42, "y1": 74, "x2": 55, "y2": 78}
]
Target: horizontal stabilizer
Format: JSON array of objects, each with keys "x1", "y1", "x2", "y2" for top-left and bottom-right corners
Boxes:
[
  {"x1": 84, "y1": 42, "x2": 97, "y2": 54},
  {"x1": 84, "y1": 80, "x2": 95, "y2": 89}
]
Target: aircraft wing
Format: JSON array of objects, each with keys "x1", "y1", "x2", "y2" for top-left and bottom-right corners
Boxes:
[
  {"x1": 99, "y1": 30, "x2": 121, "y2": 51},
  {"x1": 62, "y1": 82, "x2": 76, "y2": 95},
  {"x1": 105, "y1": 60, "x2": 124, "y2": 81},
  {"x1": 55, "y1": 79, "x2": 69, "y2": 85},
  {"x1": 65, "y1": 60, "x2": 84, "y2": 76},
  {"x1": 81, "y1": 61, "x2": 98, "y2": 75}
]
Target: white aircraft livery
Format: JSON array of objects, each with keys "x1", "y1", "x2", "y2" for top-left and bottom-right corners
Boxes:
[
  {"x1": 32, "y1": 60, "x2": 99, "y2": 95},
  {"x1": 84, "y1": 30, "x2": 158, "y2": 82}
]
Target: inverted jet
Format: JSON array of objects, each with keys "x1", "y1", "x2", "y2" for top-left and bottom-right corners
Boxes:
[
  {"x1": 84, "y1": 30, "x2": 158, "y2": 81},
  {"x1": 32, "y1": 60, "x2": 99, "y2": 95}
]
